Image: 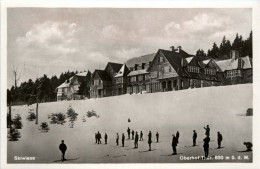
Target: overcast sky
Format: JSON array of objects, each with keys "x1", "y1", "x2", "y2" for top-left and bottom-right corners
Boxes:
[{"x1": 7, "y1": 8, "x2": 252, "y2": 88}]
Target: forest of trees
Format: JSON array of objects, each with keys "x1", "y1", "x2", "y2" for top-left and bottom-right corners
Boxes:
[
  {"x1": 7, "y1": 31, "x2": 252, "y2": 106},
  {"x1": 195, "y1": 31, "x2": 252, "y2": 61},
  {"x1": 7, "y1": 70, "x2": 90, "y2": 106}
]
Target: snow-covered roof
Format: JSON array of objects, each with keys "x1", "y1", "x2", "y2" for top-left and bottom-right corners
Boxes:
[
  {"x1": 127, "y1": 69, "x2": 149, "y2": 76},
  {"x1": 57, "y1": 82, "x2": 70, "y2": 89},
  {"x1": 115, "y1": 64, "x2": 127, "y2": 78},
  {"x1": 215, "y1": 56, "x2": 252, "y2": 72},
  {"x1": 185, "y1": 56, "x2": 194, "y2": 63},
  {"x1": 76, "y1": 72, "x2": 88, "y2": 76},
  {"x1": 202, "y1": 59, "x2": 211, "y2": 65}
]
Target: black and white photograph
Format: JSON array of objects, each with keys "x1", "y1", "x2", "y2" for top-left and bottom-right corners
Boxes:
[{"x1": 1, "y1": 1, "x2": 260, "y2": 169}]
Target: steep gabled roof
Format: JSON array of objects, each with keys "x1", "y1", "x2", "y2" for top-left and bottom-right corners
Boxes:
[
  {"x1": 152, "y1": 49, "x2": 189, "y2": 76},
  {"x1": 92, "y1": 69, "x2": 111, "y2": 81},
  {"x1": 105, "y1": 62, "x2": 123, "y2": 73},
  {"x1": 115, "y1": 64, "x2": 129, "y2": 78}
]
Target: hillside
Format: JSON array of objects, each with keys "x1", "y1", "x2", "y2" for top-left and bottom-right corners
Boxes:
[{"x1": 8, "y1": 84, "x2": 253, "y2": 163}]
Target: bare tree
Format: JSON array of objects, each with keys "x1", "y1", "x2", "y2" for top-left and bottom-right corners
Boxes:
[{"x1": 13, "y1": 66, "x2": 21, "y2": 89}]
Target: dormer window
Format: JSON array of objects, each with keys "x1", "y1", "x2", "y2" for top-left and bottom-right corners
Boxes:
[{"x1": 188, "y1": 66, "x2": 200, "y2": 73}]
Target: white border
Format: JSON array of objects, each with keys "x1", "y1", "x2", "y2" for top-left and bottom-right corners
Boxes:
[{"x1": 1, "y1": 1, "x2": 260, "y2": 169}]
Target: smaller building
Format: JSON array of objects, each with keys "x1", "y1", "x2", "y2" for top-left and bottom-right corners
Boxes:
[
  {"x1": 56, "y1": 71, "x2": 91, "y2": 101},
  {"x1": 214, "y1": 51, "x2": 252, "y2": 85}
]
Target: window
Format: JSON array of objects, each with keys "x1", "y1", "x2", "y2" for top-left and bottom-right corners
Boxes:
[
  {"x1": 226, "y1": 70, "x2": 241, "y2": 78},
  {"x1": 169, "y1": 66, "x2": 172, "y2": 72},
  {"x1": 205, "y1": 68, "x2": 216, "y2": 75},
  {"x1": 188, "y1": 66, "x2": 200, "y2": 73},
  {"x1": 139, "y1": 75, "x2": 144, "y2": 81},
  {"x1": 145, "y1": 74, "x2": 150, "y2": 80},
  {"x1": 94, "y1": 79, "x2": 101, "y2": 85},
  {"x1": 130, "y1": 76, "x2": 136, "y2": 82},
  {"x1": 159, "y1": 56, "x2": 164, "y2": 63}
]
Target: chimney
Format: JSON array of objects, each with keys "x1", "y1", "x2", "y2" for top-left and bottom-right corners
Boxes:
[
  {"x1": 176, "y1": 46, "x2": 182, "y2": 53},
  {"x1": 170, "y1": 46, "x2": 175, "y2": 52},
  {"x1": 230, "y1": 50, "x2": 239, "y2": 60}
]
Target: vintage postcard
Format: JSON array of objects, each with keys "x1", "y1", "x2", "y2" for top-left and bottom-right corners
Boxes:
[{"x1": 1, "y1": 1, "x2": 260, "y2": 169}]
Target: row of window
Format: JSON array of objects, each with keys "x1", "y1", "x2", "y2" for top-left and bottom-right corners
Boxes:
[
  {"x1": 129, "y1": 74, "x2": 150, "y2": 82},
  {"x1": 226, "y1": 70, "x2": 241, "y2": 78},
  {"x1": 204, "y1": 68, "x2": 216, "y2": 75},
  {"x1": 188, "y1": 66, "x2": 200, "y2": 73}
]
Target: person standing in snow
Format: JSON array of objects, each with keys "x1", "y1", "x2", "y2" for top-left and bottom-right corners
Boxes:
[
  {"x1": 97, "y1": 131, "x2": 102, "y2": 144},
  {"x1": 122, "y1": 133, "x2": 125, "y2": 147},
  {"x1": 104, "y1": 133, "x2": 108, "y2": 144},
  {"x1": 134, "y1": 131, "x2": 139, "y2": 148},
  {"x1": 172, "y1": 134, "x2": 178, "y2": 155},
  {"x1": 132, "y1": 130, "x2": 135, "y2": 140},
  {"x1": 140, "y1": 131, "x2": 143, "y2": 141},
  {"x1": 193, "y1": 130, "x2": 197, "y2": 146},
  {"x1": 217, "y1": 132, "x2": 223, "y2": 149},
  {"x1": 203, "y1": 135, "x2": 210, "y2": 158},
  {"x1": 148, "y1": 131, "x2": 152, "y2": 151},
  {"x1": 59, "y1": 140, "x2": 67, "y2": 162},
  {"x1": 176, "y1": 131, "x2": 180, "y2": 143},
  {"x1": 116, "y1": 133, "x2": 119, "y2": 146},
  {"x1": 127, "y1": 127, "x2": 131, "y2": 139},
  {"x1": 156, "y1": 132, "x2": 159, "y2": 143},
  {"x1": 204, "y1": 125, "x2": 210, "y2": 137}
]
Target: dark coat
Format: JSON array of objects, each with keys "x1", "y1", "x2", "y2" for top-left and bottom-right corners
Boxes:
[
  {"x1": 122, "y1": 135, "x2": 125, "y2": 141},
  {"x1": 172, "y1": 136, "x2": 178, "y2": 147},
  {"x1": 135, "y1": 134, "x2": 139, "y2": 142},
  {"x1": 148, "y1": 133, "x2": 152, "y2": 144},
  {"x1": 59, "y1": 143, "x2": 67, "y2": 152},
  {"x1": 217, "y1": 134, "x2": 222, "y2": 141},
  {"x1": 176, "y1": 132, "x2": 179, "y2": 139},
  {"x1": 203, "y1": 137, "x2": 210, "y2": 148},
  {"x1": 193, "y1": 132, "x2": 197, "y2": 139}
]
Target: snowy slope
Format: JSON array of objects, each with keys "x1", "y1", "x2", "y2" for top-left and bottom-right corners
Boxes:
[{"x1": 8, "y1": 84, "x2": 253, "y2": 163}]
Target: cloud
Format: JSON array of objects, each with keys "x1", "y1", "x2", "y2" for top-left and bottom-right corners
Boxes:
[
  {"x1": 164, "y1": 21, "x2": 181, "y2": 35},
  {"x1": 101, "y1": 24, "x2": 124, "y2": 40},
  {"x1": 16, "y1": 21, "x2": 79, "y2": 60}
]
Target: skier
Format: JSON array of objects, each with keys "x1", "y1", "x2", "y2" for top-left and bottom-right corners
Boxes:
[
  {"x1": 132, "y1": 130, "x2": 135, "y2": 140},
  {"x1": 134, "y1": 132, "x2": 139, "y2": 148},
  {"x1": 127, "y1": 127, "x2": 131, "y2": 139},
  {"x1": 217, "y1": 132, "x2": 223, "y2": 149},
  {"x1": 176, "y1": 131, "x2": 180, "y2": 143},
  {"x1": 193, "y1": 130, "x2": 197, "y2": 146},
  {"x1": 204, "y1": 125, "x2": 210, "y2": 137},
  {"x1": 104, "y1": 133, "x2": 108, "y2": 144},
  {"x1": 156, "y1": 132, "x2": 159, "y2": 143},
  {"x1": 172, "y1": 134, "x2": 178, "y2": 155},
  {"x1": 122, "y1": 133, "x2": 125, "y2": 147},
  {"x1": 148, "y1": 131, "x2": 152, "y2": 151},
  {"x1": 59, "y1": 140, "x2": 67, "y2": 162},
  {"x1": 97, "y1": 131, "x2": 102, "y2": 144},
  {"x1": 203, "y1": 136, "x2": 210, "y2": 158},
  {"x1": 140, "y1": 131, "x2": 143, "y2": 141},
  {"x1": 116, "y1": 133, "x2": 119, "y2": 146}
]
